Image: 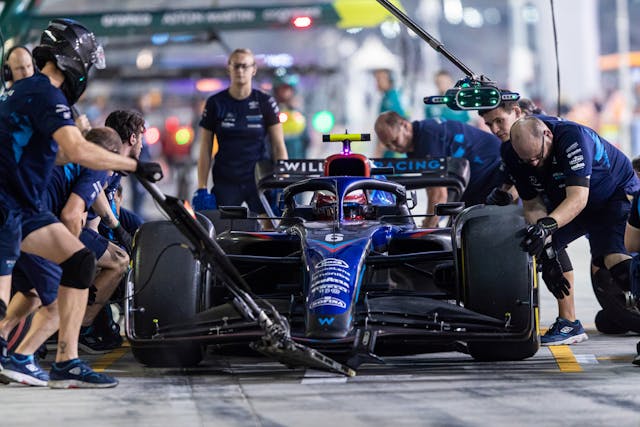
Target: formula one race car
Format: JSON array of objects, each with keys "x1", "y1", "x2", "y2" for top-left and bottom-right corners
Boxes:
[{"x1": 125, "y1": 133, "x2": 539, "y2": 375}]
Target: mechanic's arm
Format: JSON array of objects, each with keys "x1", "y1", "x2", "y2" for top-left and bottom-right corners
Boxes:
[
  {"x1": 547, "y1": 185, "x2": 589, "y2": 228},
  {"x1": 92, "y1": 190, "x2": 119, "y2": 229},
  {"x1": 521, "y1": 195, "x2": 548, "y2": 224},
  {"x1": 625, "y1": 224, "x2": 640, "y2": 253},
  {"x1": 504, "y1": 183, "x2": 520, "y2": 203},
  {"x1": 196, "y1": 127, "x2": 214, "y2": 189},
  {"x1": 59, "y1": 193, "x2": 87, "y2": 237},
  {"x1": 74, "y1": 113, "x2": 91, "y2": 136},
  {"x1": 55, "y1": 149, "x2": 71, "y2": 165},
  {"x1": 54, "y1": 125, "x2": 137, "y2": 173},
  {"x1": 268, "y1": 123, "x2": 288, "y2": 161},
  {"x1": 422, "y1": 186, "x2": 448, "y2": 228}
]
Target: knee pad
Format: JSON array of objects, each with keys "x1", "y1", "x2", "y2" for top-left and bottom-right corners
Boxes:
[
  {"x1": 609, "y1": 258, "x2": 632, "y2": 292},
  {"x1": 60, "y1": 248, "x2": 96, "y2": 290},
  {"x1": 556, "y1": 247, "x2": 573, "y2": 272}
]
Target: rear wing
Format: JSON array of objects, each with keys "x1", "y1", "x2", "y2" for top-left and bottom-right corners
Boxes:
[
  {"x1": 255, "y1": 156, "x2": 470, "y2": 219},
  {"x1": 256, "y1": 156, "x2": 470, "y2": 193}
]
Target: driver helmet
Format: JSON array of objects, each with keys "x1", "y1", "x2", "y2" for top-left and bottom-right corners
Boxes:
[
  {"x1": 312, "y1": 192, "x2": 337, "y2": 220},
  {"x1": 32, "y1": 18, "x2": 105, "y2": 105},
  {"x1": 343, "y1": 190, "x2": 369, "y2": 220}
]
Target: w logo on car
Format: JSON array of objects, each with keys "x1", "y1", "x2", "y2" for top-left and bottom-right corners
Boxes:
[{"x1": 317, "y1": 317, "x2": 335, "y2": 326}]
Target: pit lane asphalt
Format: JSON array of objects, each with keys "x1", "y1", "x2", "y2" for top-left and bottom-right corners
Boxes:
[{"x1": 2, "y1": 241, "x2": 639, "y2": 427}]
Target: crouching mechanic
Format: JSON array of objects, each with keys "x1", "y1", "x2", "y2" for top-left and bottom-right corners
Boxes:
[
  {"x1": 506, "y1": 116, "x2": 639, "y2": 345},
  {"x1": 85, "y1": 111, "x2": 150, "y2": 350},
  {"x1": 0, "y1": 127, "x2": 124, "y2": 385},
  {"x1": 480, "y1": 96, "x2": 578, "y2": 336},
  {"x1": 623, "y1": 191, "x2": 640, "y2": 365},
  {"x1": 0, "y1": 18, "x2": 163, "y2": 388},
  {"x1": 98, "y1": 109, "x2": 147, "y2": 250}
]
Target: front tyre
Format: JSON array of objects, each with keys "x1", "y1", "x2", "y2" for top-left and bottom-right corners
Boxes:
[
  {"x1": 127, "y1": 215, "x2": 213, "y2": 367},
  {"x1": 458, "y1": 205, "x2": 539, "y2": 361}
]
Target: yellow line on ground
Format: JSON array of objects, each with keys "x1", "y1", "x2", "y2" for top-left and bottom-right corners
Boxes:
[
  {"x1": 92, "y1": 344, "x2": 130, "y2": 372},
  {"x1": 597, "y1": 355, "x2": 634, "y2": 362},
  {"x1": 548, "y1": 345, "x2": 583, "y2": 372}
]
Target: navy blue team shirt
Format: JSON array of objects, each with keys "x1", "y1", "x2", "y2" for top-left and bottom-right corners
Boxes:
[
  {"x1": 45, "y1": 163, "x2": 109, "y2": 217},
  {"x1": 199, "y1": 89, "x2": 279, "y2": 183},
  {"x1": 0, "y1": 73, "x2": 75, "y2": 210},
  {"x1": 409, "y1": 119, "x2": 503, "y2": 205},
  {"x1": 502, "y1": 116, "x2": 640, "y2": 209}
]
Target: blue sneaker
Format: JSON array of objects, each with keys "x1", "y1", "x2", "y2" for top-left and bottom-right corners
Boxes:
[
  {"x1": 0, "y1": 353, "x2": 49, "y2": 386},
  {"x1": 541, "y1": 317, "x2": 588, "y2": 346},
  {"x1": 48, "y1": 358, "x2": 118, "y2": 389}
]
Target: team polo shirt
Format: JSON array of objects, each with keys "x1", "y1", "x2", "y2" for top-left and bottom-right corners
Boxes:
[
  {"x1": 409, "y1": 118, "x2": 503, "y2": 205},
  {"x1": 503, "y1": 116, "x2": 640, "y2": 209},
  {"x1": 0, "y1": 73, "x2": 75, "y2": 210},
  {"x1": 199, "y1": 89, "x2": 279, "y2": 183},
  {"x1": 45, "y1": 163, "x2": 109, "y2": 217}
]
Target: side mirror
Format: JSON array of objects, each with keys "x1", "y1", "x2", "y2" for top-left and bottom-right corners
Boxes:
[
  {"x1": 219, "y1": 206, "x2": 249, "y2": 219},
  {"x1": 435, "y1": 202, "x2": 465, "y2": 217},
  {"x1": 406, "y1": 190, "x2": 418, "y2": 210}
]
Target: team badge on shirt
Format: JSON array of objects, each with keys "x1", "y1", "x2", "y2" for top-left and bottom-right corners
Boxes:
[{"x1": 55, "y1": 104, "x2": 72, "y2": 120}]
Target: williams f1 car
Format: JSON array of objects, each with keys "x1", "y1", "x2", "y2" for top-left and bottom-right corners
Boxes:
[{"x1": 126, "y1": 133, "x2": 539, "y2": 375}]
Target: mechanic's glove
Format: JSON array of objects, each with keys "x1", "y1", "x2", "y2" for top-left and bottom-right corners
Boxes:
[
  {"x1": 520, "y1": 216, "x2": 558, "y2": 257},
  {"x1": 112, "y1": 222, "x2": 133, "y2": 253},
  {"x1": 135, "y1": 161, "x2": 164, "y2": 183},
  {"x1": 539, "y1": 244, "x2": 571, "y2": 299},
  {"x1": 192, "y1": 188, "x2": 217, "y2": 211},
  {"x1": 485, "y1": 187, "x2": 513, "y2": 206}
]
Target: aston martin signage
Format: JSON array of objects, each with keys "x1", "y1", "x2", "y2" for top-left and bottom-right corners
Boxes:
[{"x1": 24, "y1": 1, "x2": 403, "y2": 36}]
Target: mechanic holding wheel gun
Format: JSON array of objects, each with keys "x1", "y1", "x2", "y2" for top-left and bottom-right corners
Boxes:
[
  {"x1": 505, "y1": 116, "x2": 640, "y2": 347},
  {"x1": 0, "y1": 18, "x2": 163, "y2": 388},
  {"x1": 193, "y1": 48, "x2": 288, "y2": 215}
]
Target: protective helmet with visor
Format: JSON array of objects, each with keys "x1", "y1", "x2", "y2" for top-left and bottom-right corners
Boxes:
[{"x1": 32, "y1": 18, "x2": 105, "y2": 105}]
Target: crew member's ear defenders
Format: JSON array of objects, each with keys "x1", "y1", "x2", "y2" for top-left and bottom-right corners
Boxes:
[{"x1": 3, "y1": 45, "x2": 36, "y2": 82}]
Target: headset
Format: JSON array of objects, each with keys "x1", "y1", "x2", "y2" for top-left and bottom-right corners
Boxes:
[{"x1": 2, "y1": 45, "x2": 35, "y2": 82}]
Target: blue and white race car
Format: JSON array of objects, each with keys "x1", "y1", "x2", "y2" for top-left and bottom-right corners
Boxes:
[{"x1": 126, "y1": 133, "x2": 539, "y2": 375}]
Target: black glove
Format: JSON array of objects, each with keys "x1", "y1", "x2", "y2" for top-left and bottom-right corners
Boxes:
[
  {"x1": 520, "y1": 216, "x2": 558, "y2": 257},
  {"x1": 135, "y1": 161, "x2": 164, "y2": 183},
  {"x1": 539, "y1": 244, "x2": 571, "y2": 299},
  {"x1": 485, "y1": 187, "x2": 513, "y2": 206},
  {"x1": 112, "y1": 222, "x2": 133, "y2": 253}
]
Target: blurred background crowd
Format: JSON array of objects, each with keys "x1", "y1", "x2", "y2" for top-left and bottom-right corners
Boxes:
[{"x1": 2, "y1": 0, "x2": 639, "y2": 218}]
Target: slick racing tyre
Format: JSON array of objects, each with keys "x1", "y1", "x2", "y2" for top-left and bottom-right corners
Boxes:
[
  {"x1": 459, "y1": 205, "x2": 540, "y2": 361},
  {"x1": 127, "y1": 214, "x2": 214, "y2": 367},
  {"x1": 591, "y1": 267, "x2": 640, "y2": 333}
]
